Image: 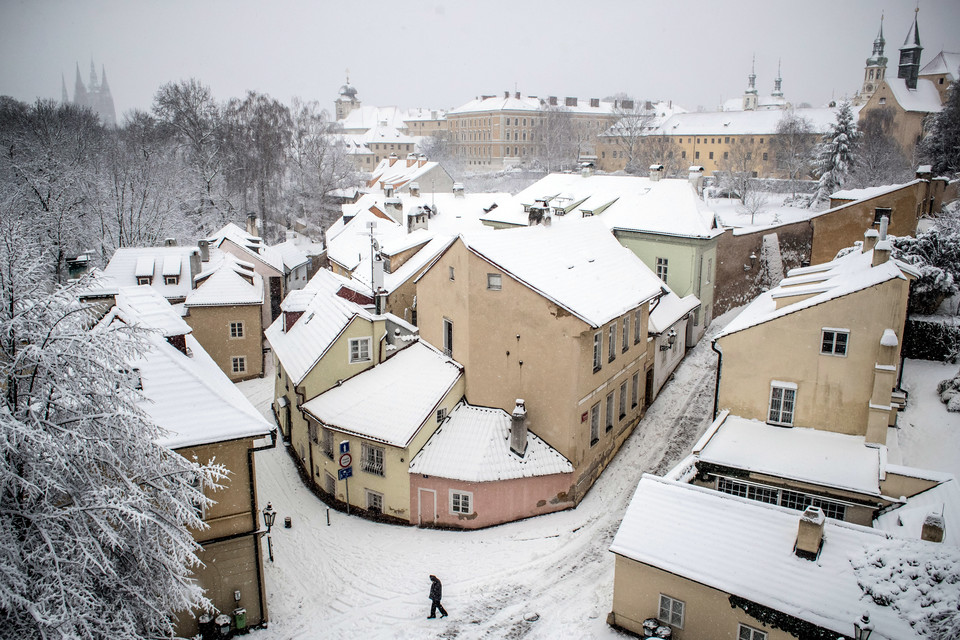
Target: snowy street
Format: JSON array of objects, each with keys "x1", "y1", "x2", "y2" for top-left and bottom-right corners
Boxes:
[{"x1": 235, "y1": 320, "x2": 725, "y2": 639}]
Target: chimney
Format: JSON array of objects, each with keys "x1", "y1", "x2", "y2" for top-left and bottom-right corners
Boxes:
[
  {"x1": 284, "y1": 310, "x2": 303, "y2": 332},
  {"x1": 862, "y1": 228, "x2": 880, "y2": 253},
  {"x1": 384, "y1": 184, "x2": 394, "y2": 198},
  {"x1": 688, "y1": 165, "x2": 705, "y2": 196},
  {"x1": 873, "y1": 239, "x2": 892, "y2": 266},
  {"x1": 922, "y1": 511, "x2": 945, "y2": 543},
  {"x1": 649, "y1": 164, "x2": 664, "y2": 181},
  {"x1": 188, "y1": 249, "x2": 200, "y2": 289},
  {"x1": 515, "y1": 91, "x2": 520, "y2": 99},
  {"x1": 528, "y1": 204, "x2": 548, "y2": 226},
  {"x1": 409, "y1": 182, "x2": 420, "y2": 197},
  {"x1": 549, "y1": 96, "x2": 557, "y2": 106},
  {"x1": 388, "y1": 152, "x2": 399, "y2": 167},
  {"x1": 795, "y1": 506, "x2": 825, "y2": 560},
  {"x1": 452, "y1": 182, "x2": 464, "y2": 198},
  {"x1": 621, "y1": 99, "x2": 634, "y2": 111},
  {"x1": 384, "y1": 197, "x2": 403, "y2": 224},
  {"x1": 581, "y1": 163, "x2": 594, "y2": 178},
  {"x1": 197, "y1": 239, "x2": 210, "y2": 262},
  {"x1": 406, "y1": 153, "x2": 417, "y2": 167},
  {"x1": 565, "y1": 96, "x2": 578, "y2": 107},
  {"x1": 590, "y1": 98, "x2": 600, "y2": 108},
  {"x1": 510, "y1": 399, "x2": 528, "y2": 457},
  {"x1": 164, "y1": 237, "x2": 176, "y2": 247},
  {"x1": 504, "y1": 90, "x2": 509, "y2": 99},
  {"x1": 246, "y1": 213, "x2": 258, "y2": 237},
  {"x1": 878, "y1": 215, "x2": 889, "y2": 240},
  {"x1": 418, "y1": 153, "x2": 428, "y2": 168}
]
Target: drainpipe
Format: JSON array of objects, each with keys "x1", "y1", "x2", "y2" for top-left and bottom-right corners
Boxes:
[
  {"x1": 247, "y1": 427, "x2": 277, "y2": 627},
  {"x1": 711, "y1": 340, "x2": 723, "y2": 420}
]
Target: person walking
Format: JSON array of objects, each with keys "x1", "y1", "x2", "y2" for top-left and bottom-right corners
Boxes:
[{"x1": 427, "y1": 574, "x2": 448, "y2": 619}]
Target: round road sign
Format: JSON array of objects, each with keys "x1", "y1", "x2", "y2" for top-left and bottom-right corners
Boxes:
[{"x1": 339, "y1": 453, "x2": 352, "y2": 468}]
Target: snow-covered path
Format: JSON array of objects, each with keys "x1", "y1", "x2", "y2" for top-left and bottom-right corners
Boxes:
[{"x1": 236, "y1": 322, "x2": 724, "y2": 640}]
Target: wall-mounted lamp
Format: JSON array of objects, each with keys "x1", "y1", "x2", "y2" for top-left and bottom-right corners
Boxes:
[
  {"x1": 749, "y1": 252, "x2": 757, "y2": 267},
  {"x1": 659, "y1": 329, "x2": 678, "y2": 351}
]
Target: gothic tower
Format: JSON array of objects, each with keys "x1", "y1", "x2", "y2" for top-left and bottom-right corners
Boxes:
[
  {"x1": 898, "y1": 8, "x2": 922, "y2": 90},
  {"x1": 743, "y1": 56, "x2": 758, "y2": 111},
  {"x1": 860, "y1": 15, "x2": 887, "y2": 102},
  {"x1": 68, "y1": 59, "x2": 116, "y2": 127}
]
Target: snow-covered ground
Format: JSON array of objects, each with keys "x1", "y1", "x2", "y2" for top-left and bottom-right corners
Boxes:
[
  {"x1": 235, "y1": 319, "x2": 725, "y2": 639},
  {"x1": 707, "y1": 192, "x2": 819, "y2": 230},
  {"x1": 234, "y1": 312, "x2": 960, "y2": 639}
]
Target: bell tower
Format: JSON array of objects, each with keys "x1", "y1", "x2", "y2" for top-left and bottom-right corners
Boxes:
[
  {"x1": 897, "y1": 7, "x2": 922, "y2": 90},
  {"x1": 860, "y1": 15, "x2": 887, "y2": 103},
  {"x1": 742, "y1": 56, "x2": 758, "y2": 111},
  {"x1": 335, "y1": 69, "x2": 361, "y2": 121}
]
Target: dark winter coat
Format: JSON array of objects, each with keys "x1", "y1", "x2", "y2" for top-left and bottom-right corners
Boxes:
[{"x1": 429, "y1": 577, "x2": 442, "y2": 602}]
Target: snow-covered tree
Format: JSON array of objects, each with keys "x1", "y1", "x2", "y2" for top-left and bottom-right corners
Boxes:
[
  {"x1": 890, "y1": 205, "x2": 960, "y2": 314},
  {"x1": 852, "y1": 107, "x2": 912, "y2": 188},
  {"x1": 920, "y1": 75, "x2": 960, "y2": 177},
  {"x1": 811, "y1": 101, "x2": 861, "y2": 204},
  {"x1": 772, "y1": 110, "x2": 816, "y2": 195},
  {"x1": 604, "y1": 97, "x2": 654, "y2": 174},
  {"x1": 0, "y1": 218, "x2": 225, "y2": 639},
  {"x1": 532, "y1": 104, "x2": 577, "y2": 172}
]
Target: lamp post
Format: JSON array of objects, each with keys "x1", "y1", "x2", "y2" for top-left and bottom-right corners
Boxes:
[
  {"x1": 262, "y1": 502, "x2": 277, "y2": 562},
  {"x1": 854, "y1": 612, "x2": 873, "y2": 640}
]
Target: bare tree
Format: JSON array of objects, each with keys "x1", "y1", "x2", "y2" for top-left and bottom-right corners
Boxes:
[
  {"x1": 533, "y1": 105, "x2": 577, "y2": 172},
  {"x1": 606, "y1": 97, "x2": 655, "y2": 174},
  {"x1": 852, "y1": 107, "x2": 912, "y2": 188},
  {"x1": 717, "y1": 138, "x2": 760, "y2": 204},
  {"x1": 773, "y1": 110, "x2": 816, "y2": 195}
]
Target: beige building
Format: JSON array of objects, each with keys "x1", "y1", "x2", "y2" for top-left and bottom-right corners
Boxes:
[
  {"x1": 414, "y1": 220, "x2": 664, "y2": 500},
  {"x1": 209, "y1": 220, "x2": 287, "y2": 328},
  {"x1": 184, "y1": 255, "x2": 264, "y2": 381},
  {"x1": 104, "y1": 286, "x2": 273, "y2": 638}
]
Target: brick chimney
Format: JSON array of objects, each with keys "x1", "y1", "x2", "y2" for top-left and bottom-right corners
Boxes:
[
  {"x1": 795, "y1": 506, "x2": 825, "y2": 560},
  {"x1": 388, "y1": 152, "x2": 399, "y2": 167},
  {"x1": 510, "y1": 399, "x2": 528, "y2": 457},
  {"x1": 406, "y1": 153, "x2": 417, "y2": 168}
]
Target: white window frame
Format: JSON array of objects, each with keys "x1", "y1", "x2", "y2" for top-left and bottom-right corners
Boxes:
[
  {"x1": 589, "y1": 403, "x2": 600, "y2": 446},
  {"x1": 164, "y1": 275, "x2": 179, "y2": 286},
  {"x1": 366, "y1": 490, "x2": 384, "y2": 513},
  {"x1": 768, "y1": 381, "x2": 797, "y2": 426},
  {"x1": 436, "y1": 407, "x2": 447, "y2": 424},
  {"x1": 443, "y1": 318, "x2": 453, "y2": 357},
  {"x1": 361, "y1": 443, "x2": 385, "y2": 477},
  {"x1": 593, "y1": 331, "x2": 602, "y2": 372},
  {"x1": 349, "y1": 337, "x2": 372, "y2": 363},
  {"x1": 487, "y1": 273, "x2": 502, "y2": 291},
  {"x1": 658, "y1": 594, "x2": 685, "y2": 628},
  {"x1": 231, "y1": 356, "x2": 246, "y2": 374},
  {"x1": 821, "y1": 328, "x2": 849, "y2": 356},
  {"x1": 450, "y1": 490, "x2": 472, "y2": 514},
  {"x1": 137, "y1": 276, "x2": 151, "y2": 286},
  {"x1": 230, "y1": 321, "x2": 244, "y2": 339},
  {"x1": 738, "y1": 623, "x2": 767, "y2": 640}
]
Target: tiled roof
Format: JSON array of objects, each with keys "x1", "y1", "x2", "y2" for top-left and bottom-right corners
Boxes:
[
  {"x1": 611, "y1": 475, "x2": 920, "y2": 639},
  {"x1": 409, "y1": 402, "x2": 573, "y2": 481},
  {"x1": 301, "y1": 341, "x2": 463, "y2": 448}
]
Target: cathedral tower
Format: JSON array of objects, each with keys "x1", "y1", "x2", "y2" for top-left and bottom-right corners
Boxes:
[
  {"x1": 860, "y1": 15, "x2": 887, "y2": 102},
  {"x1": 897, "y1": 8, "x2": 922, "y2": 90},
  {"x1": 67, "y1": 59, "x2": 116, "y2": 127}
]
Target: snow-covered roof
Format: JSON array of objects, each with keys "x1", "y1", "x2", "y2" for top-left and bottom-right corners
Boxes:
[
  {"x1": 481, "y1": 174, "x2": 722, "y2": 240},
  {"x1": 339, "y1": 105, "x2": 408, "y2": 132},
  {"x1": 409, "y1": 402, "x2": 573, "y2": 481},
  {"x1": 449, "y1": 94, "x2": 615, "y2": 116},
  {"x1": 883, "y1": 77, "x2": 944, "y2": 113},
  {"x1": 208, "y1": 223, "x2": 284, "y2": 273},
  {"x1": 649, "y1": 289, "x2": 700, "y2": 334},
  {"x1": 368, "y1": 156, "x2": 444, "y2": 191},
  {"x1": 651, "y1": 106, "x2": 845, "y2": 136},
  {"x1": 402, "y1": 107, "x2": 446, "y2": 122},
  {"x1": 105, "y1": 287, "x2": 270, "y2": 449},
  {"x1": 271, "y1": 239, "x2": 310, "y2": 271},
  {"x1": 101, "y1": 246, "x2": 200, "y2": 300},
  {"x1": 185, "y1": 254, "x2": 263, "y2": 307},
  {"x1": 301, "y1": 341, "x2": 463, "y2": 448},
  {"x1": 717, "y1": 247, "x2": 918, "y2": 339},
  {"x1": 920, "y1": 51, "x2": 960, "y2": 81},
  {"x1": 459, "y1": 218, "x2": 665, "y2": 328},
  {"x1": 720, "y1": 94, "x2": 788, "y2": 112},
  {"x1": 875, "y1": 472, "x2": 960, "y2": 547},
  {"x1": 264, "y1": 270, "x2": 375, "y2": 385},
  {"x1": 610, "y1": 475, "x2": 922, "y2": 639},
  {"x1": 830, "y1": 179, "x2": 921, "y2": 202},
  {"x1": 694, "y1": 413, "x2": 883, "y2": 496}
]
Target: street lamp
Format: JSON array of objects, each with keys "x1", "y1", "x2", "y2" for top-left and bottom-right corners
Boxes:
[
  {"x1": 660, "y1": 329, "x2": 678, "y2": 351},
  {"x1": 854, "y1": 612, "x2": 873, "y2": 640},
  {"x1": 262, "y1": 502, "x2": 277, "y2": 562}
]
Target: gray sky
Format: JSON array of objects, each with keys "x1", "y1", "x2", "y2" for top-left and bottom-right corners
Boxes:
[{"x1": 2, "y1": 0, "x2": 959, "y2": 120}]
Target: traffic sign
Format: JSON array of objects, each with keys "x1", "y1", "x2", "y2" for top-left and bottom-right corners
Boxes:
[
  {"x1": 338, "y1": 467, "x2": 353, "y2": 480},
  {"x1": 340, "y1": 441, "x2": 350, "y2": 455},
  {"x1": 339, "y1": 453, "x2": 352, "y2": 468}
]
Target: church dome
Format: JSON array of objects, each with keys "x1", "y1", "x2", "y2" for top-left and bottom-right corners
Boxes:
[{"x1": 339, "y1": 83, "x2": 358, "y2": 99}]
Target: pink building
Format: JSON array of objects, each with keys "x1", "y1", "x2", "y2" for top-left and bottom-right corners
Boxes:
[{"x1": 409, "y1": 400, "x2": 574, "y2": 529}]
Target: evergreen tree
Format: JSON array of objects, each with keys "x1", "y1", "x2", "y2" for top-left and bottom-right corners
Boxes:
[
  {"x1": 920, "y1": 74, "x2": 960, "y2": 177},
  {"x1": 811, "y1": 101, "x2": 861, "y2": 204}
]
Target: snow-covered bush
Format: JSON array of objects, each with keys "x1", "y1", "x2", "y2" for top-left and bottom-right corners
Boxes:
[
  {"x1": 937, "y1": 369, "x2": 960, "y2": 412},
  {"x1": 890, "y1": 220, "x2": 960, "y2": 315}
]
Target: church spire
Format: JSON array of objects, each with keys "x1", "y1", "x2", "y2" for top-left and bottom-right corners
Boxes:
[
  {"x1": 872, "y1": 14, "x2": 885, "y2": 58},
  {"x1": 743, "y1": 55, "x2": 759, "y2": 110},
  {"x1": 61, "y1": 73, "x2": 69, "y2": 104},
  {"x1": 89, "y1": 58, "x2": 99, "y2": 91},
  {"x1": 772, "y1": 59, "x2": 783, "y2": 97},
  {"x1": 898, "y1": 7, "x2": 923, "y2": 90},
  {"x1": 74, "y1": 62, "x2": 87, "y2": 104}
]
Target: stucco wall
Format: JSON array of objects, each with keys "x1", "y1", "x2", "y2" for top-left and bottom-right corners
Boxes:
[{"x1": 185, "y1": 303, "x2": 263, "y2": 381}]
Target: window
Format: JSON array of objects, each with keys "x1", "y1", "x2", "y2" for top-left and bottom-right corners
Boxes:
[
  {"x1": 608, "y1": 324, "x2": 617, "y2": 362},
  {"x1": 450, "y1": 490, "x2": 472, "y2": 514},
  {"x1": 873, "y1": 207, "x2": 892, "y2": 225},
  {"x1": 634, "y1": 309, "x2": 642, "y2": 344},
  {"x1": 137, "y1": 276, "x2": 152, "y2": 286},
  {"x1": 361, "y1": 443, "x2": 384, "y2": 476},
  {"x1": 695, "y1": 151, "x2": 700, "y2": 160},
  {"x1": 349, "y1": 337, "x2": 372, "y2": 363},
  {"x1": 487, "y1": 273, "x2": 502, "y2": 290},
  {"x1": 739, "y1": 624, "x2": 767, "y2": 640},
  {"x1": 879, "y1": 97, "x2": 886, "y2": 105},
  {"x1": 322, "y1": 428, "x2": 334, "y2": 459},
  {"x1": 708, "y1": 151, "x2": 714, "y2": 160},
  {"x1": 724, "y1": 136, "x2": 730, "y2": 143},
  {"x1": 821, "y1": 329, "x2": 849, "y2": 356},
  {"x1": 437, "y1": 407, "x2": 447, "y2": 424},
  {"x1": 723, "y1": 151, "x2": 729, "y2": 159},
  {"x1": 762, "y1": 152, "x2": 768, "y2": 161},
  {"x1": 231, "y1": 356, "x2": 246, "y2": 374},
  {"x1": 631, "y1": 372, "x2": 640, "y2": 408},
  {"x1": 443, "y1": 318, "x2": 453, "y2": 357},
  {"x1": 681, "y1": 150, "x2": 686, "y2": 159},
  {"x1": 366, "y1": 490, "x2": 384, "y2": 513},
  {"x1": 656, "y1": 257, "x2": 668, "y2": 282},
  {"x1": 589, "y1": 403, "x2": 600, "y2": 446},
  {"x1": 619, "y1": 381, "x2": 627, "y2": 419},
  {"x1": 164, "y1": 275, "x2": 179, "y2": 286},
  {"x1": 230, "y1": 321, "x2": 244, "y2": 338},
  {"x1": 768, "y1": 383, "x2": 797, "y2": 426},
  {"x1": 605, "y1": 392, "x2": 615, "y2": 432},
  {"x1": 593, "y1": 332, "x2": 602, "y2": 372},
  {"x1": 658, "y1": 594, "x2": 684, "y2": 628},
  {"x1": 449, "y1": 266, "x2": 455, "y2": 280},
  {"x1": 622, "y1": 316, "x2": 629, "y2": 353}
]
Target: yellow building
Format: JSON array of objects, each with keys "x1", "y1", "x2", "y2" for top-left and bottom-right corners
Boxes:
[{"x1": 414, "y1": 219, "x2": 664, "y2": 500}]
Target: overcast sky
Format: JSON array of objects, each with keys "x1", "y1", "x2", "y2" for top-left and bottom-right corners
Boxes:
[{"x1": 2, "y1": 0, "x2": 959, "y2": 121}]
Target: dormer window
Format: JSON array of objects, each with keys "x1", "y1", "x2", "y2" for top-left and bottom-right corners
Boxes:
[
  {"x1": 164, "y1": 275, "x2": 179, "y2": 286},
  {"x1": 137, "y1": 276, "x2": 152, "y2": 286}
]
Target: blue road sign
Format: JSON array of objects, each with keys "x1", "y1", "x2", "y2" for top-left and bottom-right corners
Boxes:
[
  {"x1": 338, "y1": 467, "x2": 353, "y2": 480},
  {"x1": 340, "y1": 440, "x2": 350, "y2": 455}
]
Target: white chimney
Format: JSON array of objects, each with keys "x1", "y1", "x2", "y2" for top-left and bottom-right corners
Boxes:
[
  {"x1": 510, "y1": 399, "x2": 527, "y2": 457},
  {"x1": 795, "y1": 506, "x2": 825, "y2": 560},
  {"x1": 197, "y1": 239, "x2": 210, "y2": 262},
  {"x1": 409, "y1": 182, "x2": 420, "y2": 197},
  {"x1": 862, "y1": 229, "x2": 880, "y2": 253},
  {"x1": 649, "y1": 164, "x2": 664, "y2": 182},
  {"x1": 452, "y1": 183, "x2": 464, "y2": 198},
  {"x1": 878, "y1": 215, "x2": 889, "y2": 240},
  {"x1": 688, "y1": 166, "x2": 705, "y2": 196}
]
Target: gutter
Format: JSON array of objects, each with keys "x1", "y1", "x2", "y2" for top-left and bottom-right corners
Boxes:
[
  {"x1": 711, "y1": 340, "x2": 722, "y2": 420},
  {"x1": 246, "y1": 427, "x2": 277, "y2": 627}
]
